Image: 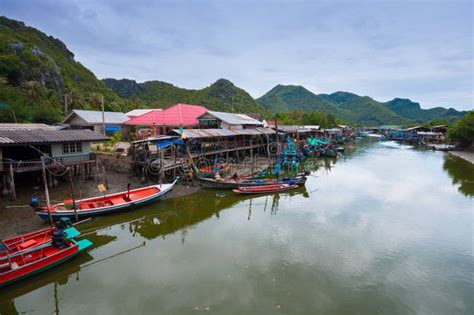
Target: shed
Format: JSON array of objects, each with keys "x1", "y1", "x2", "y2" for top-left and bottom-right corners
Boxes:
[
  {"x1": 198, "y1": 111, "x2": 264, "y2": 130},
  {"x1": 63, "y1": 109, "x2": 129, "y2": 136},
  {"x1": 0, "y1": 128, "x2": 108, "y2": 172}
]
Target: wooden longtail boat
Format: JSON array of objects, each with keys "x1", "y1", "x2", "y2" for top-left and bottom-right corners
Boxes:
[
  {"x1": 0, "y1": 225, "x2": 80, "y2": 262},
  {"x1": 34, "y1": 178, "x2": 178, "y2": 221},
  {"x1": 0, "y1": 236, "x2": 92, "y2": 288},
  {"x1": 197, "y1": 175, "x2": 307, "y2": 189},
  {"x1": 233, "y1": 184, "x2": 299, "y2": 194}
]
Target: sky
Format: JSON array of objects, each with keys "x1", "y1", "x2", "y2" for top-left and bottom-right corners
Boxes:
[{"x1": 1, "y1": 0, "x2": 473, "y2": 110}]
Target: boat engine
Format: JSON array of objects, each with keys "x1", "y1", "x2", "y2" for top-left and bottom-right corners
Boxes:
[
  {"x1": 55, "y1": 217, "x2": 72, "y2": 230},
  {"x1": 52, "y1": 229, "x2": 68, "y2": 248}
]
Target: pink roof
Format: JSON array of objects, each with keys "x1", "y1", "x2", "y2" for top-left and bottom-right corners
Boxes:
[{"x1": 125, "y1": 104, "x2": 208, "y2": 126}]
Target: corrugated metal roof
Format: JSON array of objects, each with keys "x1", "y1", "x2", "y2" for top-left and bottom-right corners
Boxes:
[
  {"x1": 170, "y1": 128, "x2": 277, "y2": 139},
  {"x1": 0, "y1": 123, "x2": 54, "y2": 131},
  {"x1": 0, "y1": 129, "x2": 109, "y2": 145},
  {"x1": 126, "y1": 109, "x2": 159, "y2": 117},
  {"x1": 276, "y1": 125, "x2": 311, "y2": 133},
  {"x1": 204, "y1": 111, "x2": 264, "y2": 126},
  {"x1": 67, "y1": 110, "x2": 129, "y2": 124},
  {"x1": 255, "y1": 127, "x2": 278, "y2": 135},
  {"x1": 125, "y1": 104, "x2": 207, "y2": 126}
]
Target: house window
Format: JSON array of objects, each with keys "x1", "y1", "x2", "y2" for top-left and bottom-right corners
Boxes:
[{"x1": 62, "y1": 142, "x2": 83, "y2": 154}]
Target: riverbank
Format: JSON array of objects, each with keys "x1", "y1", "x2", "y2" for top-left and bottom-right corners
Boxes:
[
  {"x1": 449, "y1": 151, "x2": 474, "y2": 164},
  {"x1": 0, "y1": 172, "x2": 200, "y2": 239}
]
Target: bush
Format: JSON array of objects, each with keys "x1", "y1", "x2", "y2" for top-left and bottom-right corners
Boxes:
[{"x1": 448, "y1": 112, "x2": 474, "y2": 148}]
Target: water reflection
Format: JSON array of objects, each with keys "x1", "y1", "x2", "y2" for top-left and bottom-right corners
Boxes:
[
  {"x1": 1, "y1": 141, "x2": 472, "y2": 314},
  {"x1": 0, "y1": 253, "x2": 93, "y2": 315},
  {"x1": 443, "y1": 154, "x2": 474, "y2": 197}
]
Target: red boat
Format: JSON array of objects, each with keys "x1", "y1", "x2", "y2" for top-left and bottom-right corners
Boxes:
[
  {"x1": 0, "y1": 234, "x2": 92, "y2": 287},
  {"x1": 0, "y1": 219, "x2": 79, "y2": 262},
  {"x1": 34, "y1": 179, "x2": 178, "y2": 221},
  {"x1": 198, "y1": 164, "x2": 231, "y2": 176},
  {"x1": 233, "y1": 184, "x2": 299, "y2": 194}
]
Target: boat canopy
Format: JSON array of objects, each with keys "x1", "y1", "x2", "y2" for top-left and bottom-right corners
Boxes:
[{"x1": 307, "y1": 138, "x2": 328, "y2": 146}]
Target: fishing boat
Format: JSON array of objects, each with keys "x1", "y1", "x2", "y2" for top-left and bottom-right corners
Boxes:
[
  {"x1": 0, "y1": 219, "x2": 79, "y2": 262},
  {"x1": 233, "y1": 184, "x2": 299, "y2": 194},
  {"x1": 0, "y1": 232, "x2": 92, "y2": 288},
  {"x1": 33, "y1": 178, "x2": 179, "y2": 221},
  {"x1": 198, "y1": 164, "x2": 231, "y2": 176},
  {"x1": 197, "y1": 174, "x2": 307, "y2": 189}
]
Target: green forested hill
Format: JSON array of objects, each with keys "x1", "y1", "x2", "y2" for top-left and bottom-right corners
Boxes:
[
  {"x1": 257, "y1": 85, "x2": 467, "y2": 125},
  {"x1": 0, "y1": 16, "x2": 124, "y2": 123},
  {"x1": 255, "y1": 85, "x2": 340, "y2": 114},
  {"x1": 103, "y1": 78, "x2": 268, "y2": 115},
  {"x1": 257, "y1": 86, "x2": 406, "y2": 125},
  {"x1": 384, "y1": 98, "x2": 467, "y2": 123}
]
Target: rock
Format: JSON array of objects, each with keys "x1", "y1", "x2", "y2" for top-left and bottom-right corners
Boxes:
[
  {"x1": 30, "y1": 46, "x2": 46, "y2": 58},
  {"x1": 9, "y1": 42, "x2": 24, "y2": 54}
]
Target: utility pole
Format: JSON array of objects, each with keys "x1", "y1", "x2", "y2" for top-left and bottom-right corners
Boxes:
[
  {"x1": 41, "y1": 157, "x2": 53, "y2": 225},
  {"x1": 101, "y1": 94, "x2": 105, "y2": 135},
  {"x1": 64, "y1": 94, "x2": 68, "y2": 118}
]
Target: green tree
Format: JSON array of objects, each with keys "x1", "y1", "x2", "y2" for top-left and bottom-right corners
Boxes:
[{"x1": 447, "y1": 111, "x2": 474, "y2": 148}]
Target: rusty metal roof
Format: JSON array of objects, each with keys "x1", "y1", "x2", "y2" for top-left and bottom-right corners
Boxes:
[
  {"x1": 0, "y1": 129, "x2": 109, "y2": 145},
  {"x1": 170, "y1": 128, "x2": 277, "y2": 139},
  {"x1": 0, "y1": 123, "x2": 54, "y2": 131}
]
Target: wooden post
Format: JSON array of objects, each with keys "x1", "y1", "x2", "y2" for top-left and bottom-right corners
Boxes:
[
  {"x1": 173, "y1": 145, "x2": 177, "y2": 178},
  {"x1": 101, "y1": 94, "x2": 105, "y2": 135},
  {"x1": 102, "y1": 165, "x2": 108, "y2": 189},
  {"x1": 69, "y1": 168, "x2": 78, "y2": 222},
  {"x1": 9, "y1": 164, "x2": 16, "y2": 200},
  {"x1": 41, "y1": 158, "x2": 53, "y2": 225},
  {"x1": 47, "y1": 169, "x2": 53, "y2": 188},
  {"x1": 160, "y1": 149, "x2": 164, "y2": 186},
  {"x1": 95, "y1": 157, "x2": 99, "y2": 181}
]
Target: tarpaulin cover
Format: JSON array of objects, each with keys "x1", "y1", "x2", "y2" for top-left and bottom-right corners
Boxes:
[
  {"x1": 105, "y1": 125, "x2": 121, "y2": 132},
  {"x1": 155, "y1": 139, "x2": 185, "y2": 148}
]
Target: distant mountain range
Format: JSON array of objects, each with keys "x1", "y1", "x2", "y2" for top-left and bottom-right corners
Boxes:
[
  {"x1": 0, "y1": 16, "x2": 468, "y2": 126},
  {"x1": 256, "y1": 85, "x2": 467, "y2": 125}
]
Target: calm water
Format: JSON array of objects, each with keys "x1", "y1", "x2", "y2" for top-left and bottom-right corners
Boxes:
[{"x1": 1, "y1": 141, "x2": 473, "y2": 314}]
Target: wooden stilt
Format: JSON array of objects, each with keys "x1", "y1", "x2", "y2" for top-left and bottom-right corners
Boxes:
[
  {"x1": 41, "y1": 157, "x2": 53, "y2": 225},
  {"x1": 47, "y1": 168, "x2": 53, "y2": 188},
  {"x1": 9, "y1": 164, "x2": 16, "y2": 200}
]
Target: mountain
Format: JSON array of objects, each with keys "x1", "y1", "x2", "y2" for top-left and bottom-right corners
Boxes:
[
  {"x1": 255, "y1": 85, "x2": 340, "y2": 114},
  {"x1": 258, "y1": 86, "x2": 406, "y2": 125},
  {"x1": 257, "y1": 85, "x2": 467, "y2": 125},
  {"x1": 384, "y1": 98, "x2": 467, "y2": 123},
  {"x1": 0, "y1": 16, "x2": 124, "y2": 123},
  {"x1": 103, "y1": 78, "x2": 268, "y2": 115}
]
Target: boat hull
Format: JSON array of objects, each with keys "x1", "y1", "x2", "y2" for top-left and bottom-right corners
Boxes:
[
  {"x1": 0, "y1": 239, "x2": 92, "y2": 288},
  {"x1": 36, "y1": 180, "x2": 178, "y2": 221},
  {"x1": 197, "y1": 176, "x2": 307, "y2": 189},
  {"x1": 233, "y1": 184, "x2": 299, "y2": 194}
]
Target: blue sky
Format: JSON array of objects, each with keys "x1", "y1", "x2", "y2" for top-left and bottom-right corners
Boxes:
[{"x1": 1, "y1": 0, "x2": 472, "y2": 110}]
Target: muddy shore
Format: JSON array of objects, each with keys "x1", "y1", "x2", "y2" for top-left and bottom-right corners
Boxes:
[
  {"x1": 449, "y1": 151, "x2": 474, "y2": 164},
  {"x1": 0, "y1": 171, "x2": 200, "y2": 239}
]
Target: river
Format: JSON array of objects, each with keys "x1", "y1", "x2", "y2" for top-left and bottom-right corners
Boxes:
[{"x1": 1, "y1": 140, "x2": 473, "y2": 314}]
